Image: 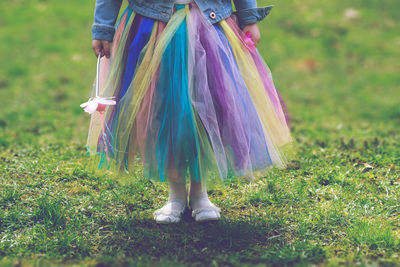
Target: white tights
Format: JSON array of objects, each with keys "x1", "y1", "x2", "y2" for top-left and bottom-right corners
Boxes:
[{"x1": 168, "y1": 178, "x2": 213, "y2": 210}]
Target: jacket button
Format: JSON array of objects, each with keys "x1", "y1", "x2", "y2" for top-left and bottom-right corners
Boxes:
[{"x1": 209, "y1": 12, "x2": 216, "y2": 19}]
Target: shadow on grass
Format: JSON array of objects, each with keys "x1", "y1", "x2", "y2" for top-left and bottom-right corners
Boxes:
[
  {"x1": 0, "y1": 177, "x2": 326, "y2": 266},
  {"x1": 0, "y1": 208, "x2": 325, "y2": 266},
  {"x1": 97, "y1": 210, "x2": 326, "y2": 266}
]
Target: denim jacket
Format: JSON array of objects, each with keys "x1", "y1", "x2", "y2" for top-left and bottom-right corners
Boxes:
[{"x1": 92, "y1": 0, "x2": 273, "y2": 41}]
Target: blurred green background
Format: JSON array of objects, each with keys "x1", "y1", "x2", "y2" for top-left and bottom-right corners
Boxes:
[{"x1": 0, "y1": 0, "x2": 399, "y2": 266}]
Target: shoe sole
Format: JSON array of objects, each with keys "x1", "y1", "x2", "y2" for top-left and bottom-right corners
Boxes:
[{"x1": 193, "y1": 213, "x2": 221, "y2": 222}]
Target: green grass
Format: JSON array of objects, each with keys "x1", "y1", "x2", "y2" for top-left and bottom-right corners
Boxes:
[{"x1": 0, "y1": 0, "x2": 399, "y2": 266}]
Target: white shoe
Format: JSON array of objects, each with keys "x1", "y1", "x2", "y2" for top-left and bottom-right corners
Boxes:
[
  {"x1": 189, "y1": 197, "x2": 221, "y2": 222},
  {"x1": 153, "y1": 199, "x2": 187, "y2": 224}
]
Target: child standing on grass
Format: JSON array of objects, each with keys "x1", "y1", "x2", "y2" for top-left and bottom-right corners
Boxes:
[{"x1": 83, "y1": 0, "x2": 291, "y2": 224}]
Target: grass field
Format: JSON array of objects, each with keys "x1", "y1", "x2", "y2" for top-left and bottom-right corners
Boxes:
[{"x1": 0, "y1": 0, "x2": 399, "y2": 266}]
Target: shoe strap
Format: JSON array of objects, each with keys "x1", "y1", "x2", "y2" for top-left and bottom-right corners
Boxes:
[
  {"x1": 168, "y1": 198, "x2": 187, "y2": 207},
  {"x1": 188, "y1": 196, "x2": 209, "y2": 207},
  {"x1": 153, "y1": 199, "x2": 187, "y2": 216},
  {"x1": 189, "y1": 196, "x2": 221, "y2": 212},
  {"x1": 192, "y1": 206, "x2": 221, "y2": 216}
]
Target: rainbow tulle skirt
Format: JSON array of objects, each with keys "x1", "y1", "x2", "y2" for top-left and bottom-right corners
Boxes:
[{"x1": 85, "y1": 3, "x2": 292, "y2": 185}]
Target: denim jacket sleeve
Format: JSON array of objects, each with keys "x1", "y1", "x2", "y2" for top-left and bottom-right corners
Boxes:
[
  {"x1": 233, "y1": 0, "x2": 273, "y2": 29},
  {"x1": 92, "y1": 0, "x2": 123, "y2": 41}
]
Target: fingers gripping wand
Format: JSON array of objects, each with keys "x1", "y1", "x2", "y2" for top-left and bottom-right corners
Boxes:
[{"x1": 243, "y1": 31, "x2": 256, "y2": 52}]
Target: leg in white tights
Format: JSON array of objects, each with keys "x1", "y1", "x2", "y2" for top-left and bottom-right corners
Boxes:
[
  {"x1": 189, "y1": 179, "x2": 221, "y2": 221},
  {"x1": 168, "y1": 180, "x2": 187, "y2": 202},
  {"x1": 153, "y1": 173, "x2": 187, "y2": 224}
]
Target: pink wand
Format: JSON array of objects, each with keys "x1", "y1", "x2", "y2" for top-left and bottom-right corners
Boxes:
[
  {"x1": 243, "y1": 31, "x2": 256, "y2": 51},
  {"x1": 80, "y1": 54, "x2": 116, "y2": 159}
]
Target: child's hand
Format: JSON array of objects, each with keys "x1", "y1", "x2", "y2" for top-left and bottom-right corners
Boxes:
[
  {"x1": 242, "y1": 23, "x2": 261, "y2": 46},
  {"x1": 92, "y1": 39, "x2": 111, "y2": 58}
]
